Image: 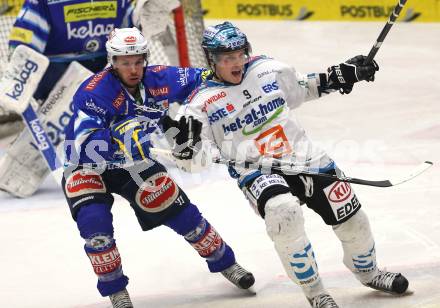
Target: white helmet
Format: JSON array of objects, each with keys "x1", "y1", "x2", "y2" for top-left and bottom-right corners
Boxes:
[{"x1": 106, "y1": 27, "x2": 150, "y2": 65}]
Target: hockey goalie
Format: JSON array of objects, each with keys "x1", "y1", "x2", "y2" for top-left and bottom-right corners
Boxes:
[{"x1": 0, "y1": 0, "x2": 185, "y2": 197}]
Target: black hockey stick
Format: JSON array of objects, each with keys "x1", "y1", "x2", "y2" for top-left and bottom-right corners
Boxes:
[
  {"x1": 364, "y1": 0, "x2": 408, "y2": 64},
  {"x1": 149, "y1": 148, "x2": 433, "y2": 188},
  {"x1": 213, "y1": 156, "x2": 433, "y2": 188}
]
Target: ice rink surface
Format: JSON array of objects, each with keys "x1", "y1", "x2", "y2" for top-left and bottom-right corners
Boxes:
[{"x1": 1, "y1": 20, "x2": 439, "y2": 308}]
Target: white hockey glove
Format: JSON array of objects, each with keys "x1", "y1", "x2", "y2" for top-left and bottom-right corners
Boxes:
[
  {"x1": 326, "y1": 55, "x2": 379, "y2": 94},
  {"x1": 161, "y1": 115, "x2": 212, "y2": 173}
]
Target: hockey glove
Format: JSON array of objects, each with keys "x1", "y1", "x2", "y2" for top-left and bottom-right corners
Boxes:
[
  {"x1": 110, "y1": 116, "x2": 150, "y2": 161},
  {"x1": 161, "y1": 115, "x2": 202, "y2": 160},
  {"x1": 327, "y1": 55, "x2": 379, "y2": 94}
]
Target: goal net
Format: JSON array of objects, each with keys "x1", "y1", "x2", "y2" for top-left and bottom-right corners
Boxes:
[{"x1": 0, "y1": 0, "x2": 207, "y2": 136}]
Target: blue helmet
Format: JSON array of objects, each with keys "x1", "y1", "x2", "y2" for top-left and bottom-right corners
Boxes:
[{"x1": 202, "y1": 22, "x2": 251, "y2": 62}]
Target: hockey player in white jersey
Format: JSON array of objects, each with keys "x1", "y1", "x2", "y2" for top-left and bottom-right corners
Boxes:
[{"x1": 165, "y1": 22, "x2": 409, "y2": 308}]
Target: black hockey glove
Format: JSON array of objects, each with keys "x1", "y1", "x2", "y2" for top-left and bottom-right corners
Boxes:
[
  {"x1": 161, "y1": 115, "x2": 202, "y2": 160},
  {"x1": 327, "y1": 55, "x2": 379, "y2": 94}
]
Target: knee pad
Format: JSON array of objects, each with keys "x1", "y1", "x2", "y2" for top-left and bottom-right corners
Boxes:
[
  {"x1": 333, "y1": 209, "x2": 377, "y2": 279},
  {"x1": 264, "y1": 193, "x2": 305, "y2": 242}
]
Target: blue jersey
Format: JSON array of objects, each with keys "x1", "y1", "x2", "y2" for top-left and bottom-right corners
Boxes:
[
  {"x1": 9, "y1": 0, "x2": 133, "y2": 62},
  {"x1": 65, "y1": 65, "x2": 211, "y2": 164}
]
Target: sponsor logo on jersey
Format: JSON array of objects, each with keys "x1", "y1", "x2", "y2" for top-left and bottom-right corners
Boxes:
[
  {"x1": 5, "y1": 59, "x2": 39, "y2": 101},
  {"x1": 323, "y1": 182, "x2": 359, "y2": 221},
  {"x1": 254, "y1": 124, "x2": 292, "y2": 158},
  {"x1": 221, "y1": 97, "x2": 285, "y2": 136},
  {"x1": 64, "y1": 1, "x2": 117, "y2": 22},
  {"x1": 177, "y1": 67, "x2": 189, "y2": 87},
  {"x1": 135, "y1": 172, "x2": 179, "y2": 213},
  {"x1": 65, "y1": 170, "x2": 106, "y2": 198},
  {"x1": 257, "y1": 69, "x2": 281, "y2": 79},
  {"x1": 67, "y1": 21, "x2": 114, "y2": 40},
  {"x1": 87, "y1": 244, "x2": 121, "y2": 275},
  {"x1": 9, "y1": 27, "x2": 33, "y2": 44},
  {"x1": 190, "y1": 225, "x2": 223, "y2": 257},
  {"x1": 207, "y1": 103, "x2": 236, "y2": 124},
  {"x1": 85, "y1": 69, "x2": 110, "y2": 91},
  {"x1": 202, "y1": 91, "x2": 227, "y2": 112},
  {"x1": 86, "y1": 99, "x2": 107, "y2": 116},
  {"x1": 112, "y1": 91, "x2": 125, "y2": 109},
  {"x1": 242, "y1": 95, "x2": 262, "y2": 108},
  {"x1": 149, "y1": 86, "x2": 169, "y2": 97},
  {"x1": 261, "y1": 81, "x2": 279, "y2": 93}
]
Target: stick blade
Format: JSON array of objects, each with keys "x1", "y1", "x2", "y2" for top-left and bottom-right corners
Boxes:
[{"x1": 388, "y1": 161, "x2": 434, "y2": 186}]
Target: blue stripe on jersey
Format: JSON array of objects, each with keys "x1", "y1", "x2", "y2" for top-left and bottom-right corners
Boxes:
[
  {"x1": 121, "y1": 3, "x2": 134, "y2": 27},
  {"x1": 18, "y1": 8, "x2": 50, "y2": 34},
  {"x1": 73, "y1": 110, "x2": 104, "y2": 152}
]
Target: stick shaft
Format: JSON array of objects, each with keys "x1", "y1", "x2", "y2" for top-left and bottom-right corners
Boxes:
[{"x1": 364, "y1": 0, "x2": 408, "y2": 64}]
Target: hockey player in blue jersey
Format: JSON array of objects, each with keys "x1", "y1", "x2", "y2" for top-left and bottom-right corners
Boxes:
[
  {"x1": 61, "y1": 28, "x2": 255, "y2": 308},
  {"x1": 9, "y1": 0, "x2": 134, "y2": 101}
]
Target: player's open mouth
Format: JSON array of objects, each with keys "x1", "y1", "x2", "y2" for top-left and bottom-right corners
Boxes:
[{"x1": 231, "y1": 70, "x2": 242, "y2": 77}]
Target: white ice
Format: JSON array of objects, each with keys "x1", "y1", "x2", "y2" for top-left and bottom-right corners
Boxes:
[{"x1": 1, "y1": 20, "x2": 439, "y2": 308}]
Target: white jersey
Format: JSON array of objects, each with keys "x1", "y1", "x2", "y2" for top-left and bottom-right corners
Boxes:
[{"x1": 178, "y1": 56, "x2": 334, "y2": 178}]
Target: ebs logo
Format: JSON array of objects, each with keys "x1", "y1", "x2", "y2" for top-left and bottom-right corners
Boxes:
[{"x1": 262, "y1": 81, "x2": 279, "y2": 93}]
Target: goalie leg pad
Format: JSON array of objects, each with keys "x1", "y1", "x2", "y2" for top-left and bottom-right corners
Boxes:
[
  {"x1": 332, "y1": 209, "x2": 378, "y2": 283},
  {"x1": 76, "y1": 203, "x2": 128, "y2": 297},
  {"x1": 265, "y1": 193, "x2": 324, "y2": 298},
  {"x1": 164, "y1": 203, "x2": 235, "y2": 272}
]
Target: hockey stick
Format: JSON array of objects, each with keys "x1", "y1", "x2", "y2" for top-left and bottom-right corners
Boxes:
[
  {"x1": 149, "y1": 147, "x2": 433, "y2": 188},
  {"x1": 0, "y1": 45, "x2": 61, "y2": 171},
  {"x1": 364, "y1": 0, "x2": 407, "y2": 64}
]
